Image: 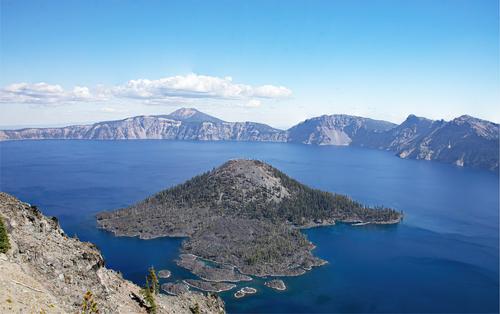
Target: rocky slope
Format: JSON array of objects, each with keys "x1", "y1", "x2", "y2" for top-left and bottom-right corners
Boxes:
[
  {"x1": 354, "y1": 114, "x2": 499, "y2": 171},
  {"x1": 286, "y1": 114, "x2": 396, "y2": 145},
  {"x1": 0, "y1": 108, "x2": 286, "y2": 142},
  {"x1": 97, "y1": 159, "x2": 401, "y2": 278},
  {"x1": 1, "y1": 107, "x2": 497, "y2": 171},
  {"x1": 0, "y1": 192, "x2": 225, "y2": 314}
]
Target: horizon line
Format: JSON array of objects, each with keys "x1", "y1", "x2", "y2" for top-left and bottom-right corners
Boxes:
[{"x1": 0, "y1": 107, "x2": 497, "y2": 131}]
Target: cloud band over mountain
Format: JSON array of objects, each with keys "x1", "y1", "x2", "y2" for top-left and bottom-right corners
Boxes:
[{"x1": 0, "y1": 74, "x2": 292, "y2": 106}]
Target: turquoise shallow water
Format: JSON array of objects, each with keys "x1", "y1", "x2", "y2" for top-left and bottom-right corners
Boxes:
[{"x1": 0, "y1": 140, "x2": 498, "y2": 313}]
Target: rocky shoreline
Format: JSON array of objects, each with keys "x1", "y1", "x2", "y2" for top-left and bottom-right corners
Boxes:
[
  {"x1": 176, "y1": 254, "x2": 253, "y2": 282},
  {"x1": 265, "y1": 279, "x2": 287, "y2": 291},
  {"x1": 184, "y1": 279, "x2": 236, "y2": 293},
  {"x1": 158, "y1": 269, "x2": 171, "y2": 278},
  {"x1": 234, "y1": 287, "x2": 257, "y2": 299}
]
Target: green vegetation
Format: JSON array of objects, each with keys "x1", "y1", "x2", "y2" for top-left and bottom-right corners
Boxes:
[
  {"x1": 141, "y1": 267, "x2": 159, "y2": 314},
  {"x1": 0, "y1": 216, "x2": 10, "y2": 254},
  {"x1": 150, "y1": 160, "x2": 401, "y2": 225},
  {"x1": 269, "y1": 165, "x2": 401, "y2": 224},
  {"x1": 242, "y1": 227, "x2": 308, "y2": 266},
  {"x1": 98, "y1": 159, "x2": 402, "y2": 277},
  {"x1": 80, "y1": 290, "x2": 99, "y2": 314}
]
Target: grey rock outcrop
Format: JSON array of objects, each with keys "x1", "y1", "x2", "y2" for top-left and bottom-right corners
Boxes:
[{"x1": 286, "y1": 114, "x2": 396, "y2": 145}]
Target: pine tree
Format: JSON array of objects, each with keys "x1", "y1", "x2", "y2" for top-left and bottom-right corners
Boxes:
[
  {"x1": 141, "y1": 267, "x2": 159, "y2": 313},
  {"x1": 148, "y1": 266, "x2": 160, "y2": 295},
  {"x1": 0, "y1": 216, "x2": 10, "y2": 254}
]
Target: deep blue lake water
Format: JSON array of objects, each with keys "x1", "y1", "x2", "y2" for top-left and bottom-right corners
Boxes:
[{"x1": 0, "y1": 140, "x2": 498, "y2": 313}]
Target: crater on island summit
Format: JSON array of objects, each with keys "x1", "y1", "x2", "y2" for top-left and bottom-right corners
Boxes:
[{"x1": 97, "y1": 159, "x2": 402, "y2": 279}]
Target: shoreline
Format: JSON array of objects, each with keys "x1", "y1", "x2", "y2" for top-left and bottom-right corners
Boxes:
[
  {"x1": 184, "y1": 253, "x2": 327, "y2": 280},
  {"x1": 100, "y1": 214, "x2": 402, "y2": 284},
  {"x1": 183, "y1": 280, "x2": 236, "y2": 293},
  {"x1": 176, "y1": 254, "x2": 253, "y2": 283}
]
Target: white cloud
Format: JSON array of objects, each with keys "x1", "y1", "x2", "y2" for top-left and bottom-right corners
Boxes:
[
  {"x1": 0, "y1": 74, "x2": 292, "y2": 106},
  {"x1": 253, "y1": 85, "x2": 292, "y2": 98},
  {"x1": 0, "y1": 82, "x2": 104, "y2": 104},
  {"x1": 112, "y1": 74, "x2": 292, "y2": 101}
]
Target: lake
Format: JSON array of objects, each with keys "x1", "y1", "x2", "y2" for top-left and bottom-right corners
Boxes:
[{"x1": 0, "y1": 140, "x2": 498, "y2": 313}]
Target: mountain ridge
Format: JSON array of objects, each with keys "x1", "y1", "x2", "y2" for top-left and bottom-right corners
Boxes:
[{"x1": 1, "y1": 108, "x2": 497, "y2": 171}]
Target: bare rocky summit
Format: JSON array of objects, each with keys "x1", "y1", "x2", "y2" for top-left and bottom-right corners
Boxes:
[
  {"x1": 0, "y1": 192, "x2": 225, "y2": 314},
  {"x1": 97, "y1": 159, "x2": 401, "y2": 279}
]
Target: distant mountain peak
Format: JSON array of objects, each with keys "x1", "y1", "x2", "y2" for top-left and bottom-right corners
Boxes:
[
  {"x1": 403, "y1": 114, "x2": 432, "y2": 123},
  {"x1": 451, "y1": 114, "x2": 499, "y2": 140},
  {"x1": 453, "y1": 114, "x2": 491, "y2": 124},
  {"x1": 169, "y1": 107, "x2": 200, "y2": 118},
  {"x1": 0, "y1": 109, "x2": 497, "y2": 171},
  {"x1": 162, "y1": 107, "x2": 225, "y2": 123}
]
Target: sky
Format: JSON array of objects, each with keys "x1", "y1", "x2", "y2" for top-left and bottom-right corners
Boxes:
[{"x1": 0, "y1": 0, "x2": 499, "y2": 129}]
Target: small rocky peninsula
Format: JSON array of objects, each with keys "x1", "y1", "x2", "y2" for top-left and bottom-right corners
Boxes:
[
  {"x1": 97, "y1": 159, "x2": 402, "y2": 283},
  {"x1": 0, "y1": 192, "x2": 225, "y2": 313},
  {"x1": 265, "y1": 279, "x2": 287, "y2": 291}
]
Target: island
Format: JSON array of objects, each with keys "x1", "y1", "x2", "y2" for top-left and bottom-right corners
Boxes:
[
  {"x1": 158, "y1": 269, "x2": 171, "y2": 279},
  {"x1": 264, "y1": 279, "x2": 286, "y2": 291},
  {"x1": 176, "y1": 254, "x2": 252, "y2": 282},
  {"x1": 97, "y1": 159, "x2": 402, "y2": 280},
  {"x1": 161, "y1": 282, "x2": 190, "y2": 296},
  {"x1": 234, "y1": 287, "x2": 257, "y2": 299},
  {"x1": 184, "y1": 279, "x2": 236, "y2": 293}
]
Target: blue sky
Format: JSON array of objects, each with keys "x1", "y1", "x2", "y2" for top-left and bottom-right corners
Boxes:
[{"x1": 1, "y1": 0, "x2": 498, "y2": 128}]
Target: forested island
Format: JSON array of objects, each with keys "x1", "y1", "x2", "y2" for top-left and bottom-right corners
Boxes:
[{"x1": 97, "y1": 159, "x2": 402, "y2": 280}]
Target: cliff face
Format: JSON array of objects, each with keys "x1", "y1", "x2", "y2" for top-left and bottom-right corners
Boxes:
[
  {"x1": 286, "y1": 114, "x2": 396, "y2": 145},
  {"x1": 0, "y1": 192, "x2": 225, "y2": 314},
  {"x1": 0, "y1": 108, "x2": 287, "y2": 142},
  {"x1": 0, "y1": 107, "x2": 498, "y2": 171},
  {"x1": 354, "y1": 115, "x2": 499, "y2": 171}
]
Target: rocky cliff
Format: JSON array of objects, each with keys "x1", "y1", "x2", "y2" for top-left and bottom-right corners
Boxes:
[
  {"x1": 1, "y1": 107, "x2": 498, "y2": 171},
  {"x1": 354, "y1": 114, "x2": 499, "y2": 171},
  {"x1": 0, "y1": 192, "x2": 225, "y2": 314},
  {"x1": 286, "y1": 114, "x2": 396, "y2": 145},
  {"x1": 0, "y1": 108, "x2": 286, "y2": 142}
]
